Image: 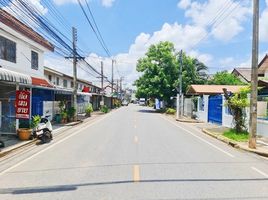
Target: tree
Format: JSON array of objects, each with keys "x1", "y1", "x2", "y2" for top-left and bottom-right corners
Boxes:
[
  {"x1": 223, "y1": 87, "x2": 250, "y2": 133},
  {"x1": 135, "y1": 41, "x2": 208, "y2": 105},
  {"x1": 209, "y1": 71, "x2": 245, "y2": 85},
  {"x1": 135, "y1": 41, "x2": 178, "y2": 104}
]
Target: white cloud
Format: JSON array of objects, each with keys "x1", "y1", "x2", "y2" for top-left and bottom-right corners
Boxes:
[
  {"x1": 101, "y1": 0, "x2": 115, "y2": 7},
  {"x1": 177, "y1": 0, "x2": 191, "y2": 9},
  {"x1": 53, "y1": 0, "x2": 77, "y2": 6},
  {"x1": 219, "y1": 57, "x2": 234, "y2": 66},
  {"x1": 53, "y1": 0, "x2": 115, "y2": 7},
  {"x1": 260, "y1": 0, "x2": 268, "y2": 42},
  {"x1": 179, "y1": 0, "x2": 251, "y2": 41}
]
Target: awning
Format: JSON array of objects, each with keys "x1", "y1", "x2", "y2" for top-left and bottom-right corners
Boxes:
[
  {"x1": 77, "y1": 91, "x2": 92, "y2": 96},
  {"x1": 31, "y1": 77, "x2": 52, "y2": 87},
  {"x1": 187, "y1": 84, "x2": 246, "y2": 95},
  {"x1": 0, "y1": 68, "x2": 32, "y2": 84}
]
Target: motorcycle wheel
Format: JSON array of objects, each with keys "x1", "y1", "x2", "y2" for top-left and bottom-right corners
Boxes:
[
  {"x1": 41, "y1": 131, "x2": 51, "y2": 143},
  {"x1": 0, "y1": 141, "x2": 4, "y2": 148}
]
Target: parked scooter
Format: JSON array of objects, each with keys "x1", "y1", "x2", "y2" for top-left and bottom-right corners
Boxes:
[
  {"x1": 32, "y1": 115, "x2": 53, "y2": 143},
  {"x1": 0, "y1": 140, "x2": 4, "y2": 148}
]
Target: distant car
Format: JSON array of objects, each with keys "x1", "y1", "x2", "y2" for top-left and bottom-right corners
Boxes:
[
  {"x1": 139, "y1": 98, "x2": 146, "y2": 106},
  {"x1": 122, "y1": 100, "x2": 129, "y2": 106}
]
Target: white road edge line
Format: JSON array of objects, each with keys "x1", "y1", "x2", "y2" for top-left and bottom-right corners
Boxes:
[
  {"x1": 160, "y1": 116, "x2": 235, "y2": 158},
  {"x1": 0, "y1": 110, "x2": 117, "y2": 177},
  {"x1": 251, "y1": 166, "x2": 268, "y2": 178}
]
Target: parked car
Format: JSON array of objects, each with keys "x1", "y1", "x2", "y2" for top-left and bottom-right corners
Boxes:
[
  {"x1": 122, "y1": 100, "x2": 129, "y2": 106},
  {"x1": 139, "y1": 98, "x2": 146, "y2": 106}
]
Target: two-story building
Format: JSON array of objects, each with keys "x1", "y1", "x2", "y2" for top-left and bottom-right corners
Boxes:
[
  {"x1": 44, "y1": 66, "x2": 102, "y2": 112},
  {"x1": 0, "y1": 9, "x2": 54, "y2": 134}
]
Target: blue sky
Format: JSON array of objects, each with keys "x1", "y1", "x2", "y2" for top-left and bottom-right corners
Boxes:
[{"x1": 2, "y1": 0, "x2": 268, "y2": 87}]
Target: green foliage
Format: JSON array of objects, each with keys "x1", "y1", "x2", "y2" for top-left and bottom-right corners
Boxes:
[
  {"x1": 166, "y1": 108, "x2": 176, "y2": 115},
  {"x1": 60, "y1": 111, "x2": 67, "y2": 119},
  {"x1": 85, "y1": 104, "x2": 93, "y2": 116},
  {"x1": 225, "y1": 87, "x2": 250, "y2": 133},
  {"x1": 67, "y1": 107, "x2": 76, "y2": 118},
  {"x1": 31, "y1": 115, "x2": 41, "y2": 129},
  {"x1": 209, "y1": 71, "x2": 246, "y2": 85},
  {"x1": 135, "y1": 41, "x2": 208, "y2": 105},
  {"x1": 223, "y1": 129, "x2": 249, "y2": 142},
  {"x1": 59, "y1": 101, "x2": 66, "y2": 112},
  {"x1": 100, "y1": 105, "x2": 109, "y2": 113}
]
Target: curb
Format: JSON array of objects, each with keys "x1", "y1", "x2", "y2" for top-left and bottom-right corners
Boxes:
[
  {"x1": 176, "y1": 118, "x2": 203, "y2": 123},
  {"x1": 202, "y1": 128, "x2": 268, "y2": 157},
  {"x1": 0, "y1": 119, "x2": 84, "y2": 158}
]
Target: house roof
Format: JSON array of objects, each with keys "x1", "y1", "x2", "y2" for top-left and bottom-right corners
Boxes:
[
  {"x1": 232, "y1": 68, "x2": 251, "y2": 82},
  {"x1": 258, "y1": 54, "x2": 268, "y2": 74},
  {"x1": 187, "y1": 84, "x2": 246, "y2": 95},
  {"x1": 0, "y1": 9, "x2": 54, "y2": 51}
]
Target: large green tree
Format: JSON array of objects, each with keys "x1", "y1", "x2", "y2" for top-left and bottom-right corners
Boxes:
[
  {"x1": 208, "y1": 71, "x2": 246, "y2": 85},
  {"x1": 135, "y1": 41, "x2": 208, "y2": 104}
]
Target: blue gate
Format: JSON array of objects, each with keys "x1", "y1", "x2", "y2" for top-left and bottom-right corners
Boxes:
[{"x1": 208, "y1": 95, "x2": 222, "y2": 124}]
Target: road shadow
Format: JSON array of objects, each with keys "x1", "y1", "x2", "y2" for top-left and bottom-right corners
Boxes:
[{"x1": 0, "y1": 178, "x2": 268, "y2": 195}]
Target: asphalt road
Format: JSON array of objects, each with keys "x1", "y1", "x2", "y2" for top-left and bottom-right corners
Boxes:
[{"x1": 1, "y1": 104, "x2": 268, "y2": 200}]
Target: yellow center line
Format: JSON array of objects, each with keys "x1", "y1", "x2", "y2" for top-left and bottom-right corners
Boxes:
[
  {"x1": 134, "y1": 136, "x2": 138, "y2": 143},
  {"x1": 133, "y1": 165, "x2": 140, "y2": 182}
]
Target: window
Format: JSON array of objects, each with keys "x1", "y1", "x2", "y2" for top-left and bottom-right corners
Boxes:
[
  {"x1": 0, "y1": 36, "x2": 16, "y2": 63},
  {"x1": 31, "y1": 51, "x2": 38, "y2": 70},
  {"x1": 71, "y1": 81, "x2": 74, "y2": 88},
  {"x1": 56, "y1": 77, "x2": 60, "y2": 85},
  {"x1": 199, "y1": 96, "x2": 204, "y2": 111},
  {"x1": 63, "y1": 79, "x2": 68, "y2": 87},
  {"x1": 48, "y1": 75, "x2": 52, "y2": 81}
]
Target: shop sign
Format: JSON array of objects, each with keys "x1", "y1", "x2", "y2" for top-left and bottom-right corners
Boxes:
[{"x1": 15, "y1": 90, "x2": 30, "y2": 119}]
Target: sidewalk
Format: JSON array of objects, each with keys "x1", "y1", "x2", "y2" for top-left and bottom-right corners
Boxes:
[
  {"x1": 0, "y1": 111, "x2": 105, "y2": 156},
  {"x1": 164, "y1": 113, "x2": 268, "y2": 157}
]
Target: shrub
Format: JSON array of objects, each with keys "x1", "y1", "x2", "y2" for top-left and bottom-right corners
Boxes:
[
  {"x1": 67, "y1": 107, "x2": 76, "y2": 118},
  {"x1": 100, "y1": 105, "x2": 109, "y2": 113},
  {"x1": 31, "y1": 115, "x2": 41, "y2": 129},
  {"x1": 85, "y1": 104, "x2": 93, "y2": 116},
  {"x1": 166, "y1": 108, "x2": 176, "y2": 115}
]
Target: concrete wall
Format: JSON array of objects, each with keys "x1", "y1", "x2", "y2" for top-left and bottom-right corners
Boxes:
[
  {"x1": 0, "y1": 22, "x2": 48, "y2": 78},
  {"x1": 183, "y1": 98, "x2": 192, "y2": 117},
  {"x1": 196, "y1": 95, "x2": 209, "y2": 122},
  {"x1": 257, "y1": 119, "x2": 268, "y2": 137}
]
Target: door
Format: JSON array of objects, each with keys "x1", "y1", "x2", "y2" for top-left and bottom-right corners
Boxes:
[{"x1": 208, "y1": 95, "x2": 222, "y2": 125}]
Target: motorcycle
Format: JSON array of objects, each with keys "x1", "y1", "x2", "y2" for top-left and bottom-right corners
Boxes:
[
  {"x1": 32, "y1": 115, "x2": 53, "y2": 143},
  {"x1": 0, "y1": 140, "x2": 4, "y2": 148}
]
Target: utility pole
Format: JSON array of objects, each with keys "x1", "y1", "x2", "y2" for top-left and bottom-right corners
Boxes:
[
  {"x1": 72, "y1": 27, "x2": 78, "y2": 121},
  {"x1": 176, "y1": 50, "x2": 183, "y2": 119},
  {"x1": 120, "y1": 77, "x2": 123, "y2": 100},
  {"x1": 101, "y1": 61, "x2": 104, "y2": 106},
  {"x1": 249, "y1": 0, "x2": 259, "y2": 149},
  {"x1": 111, "y1": 59, "x2": 114, "y2": 108}
]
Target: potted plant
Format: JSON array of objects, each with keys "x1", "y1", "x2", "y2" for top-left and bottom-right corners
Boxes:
[
  {"x1": 17, "y1": 115, "x2": 40, "y2": 141},
  {"x1": 60, "y1": 111, "x2": 67, "y2": 123},
  {"x1": 85, "y1": 104, "x2": 93, "y2": 117},
  {"x1": 67, "y1": 107, "x2": 76, "y2": 122}
]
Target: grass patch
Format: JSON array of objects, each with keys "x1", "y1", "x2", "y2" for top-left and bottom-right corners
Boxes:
[{"x1": 223, "y1": 129, "x2": 249, "y2": 142}]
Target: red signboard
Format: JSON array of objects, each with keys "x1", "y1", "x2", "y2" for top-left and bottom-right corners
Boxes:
[{"x1": 15, "y1": 90, "x2": 30, "y2": 119}]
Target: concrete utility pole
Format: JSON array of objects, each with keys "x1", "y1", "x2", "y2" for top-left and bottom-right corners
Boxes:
[
  {"x1": 101, "y1": 61, "x2": 104, "y2": 105},
  {"x1": 176, "y1": 50, "x2": 183, "y2": 119},
  {"x1": 120, "y1": 77, "x2": 123, "y2": 100},
  {"x1": 72, "y1": 27, "x2": 78, "y2": 121},
  {"x1": 111, "y1": 59, "x2": 114, "y2": 108},
  {"x1": 249, "y1": 0, "x2": 259, "y2": 149}
]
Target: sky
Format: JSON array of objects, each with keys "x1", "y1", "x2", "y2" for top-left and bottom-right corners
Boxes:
[{"x1": 2, "y1": 0, "x2": 268, "y2": 88}]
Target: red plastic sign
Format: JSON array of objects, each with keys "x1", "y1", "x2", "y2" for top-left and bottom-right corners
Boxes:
[{"x1": 15, "y1": 90, "x2": 30, "y2": 119}]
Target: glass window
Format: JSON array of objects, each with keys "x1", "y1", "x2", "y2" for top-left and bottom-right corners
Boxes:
[
  {"x1": 0, "y1": 36, "x2": 16, "y2": 63},
  {"x1": 63, "y1": 79, "x2": 68, "y2": 87},
  {"x1": 56, "y1": 77, "x2": 60, "y2": 85},
  {"x1": 48, "y1": 75, "x2": 52, "y2": 81},
  {"x1": 31, "y1": 51, "x2": 38, "y2": 70}
]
